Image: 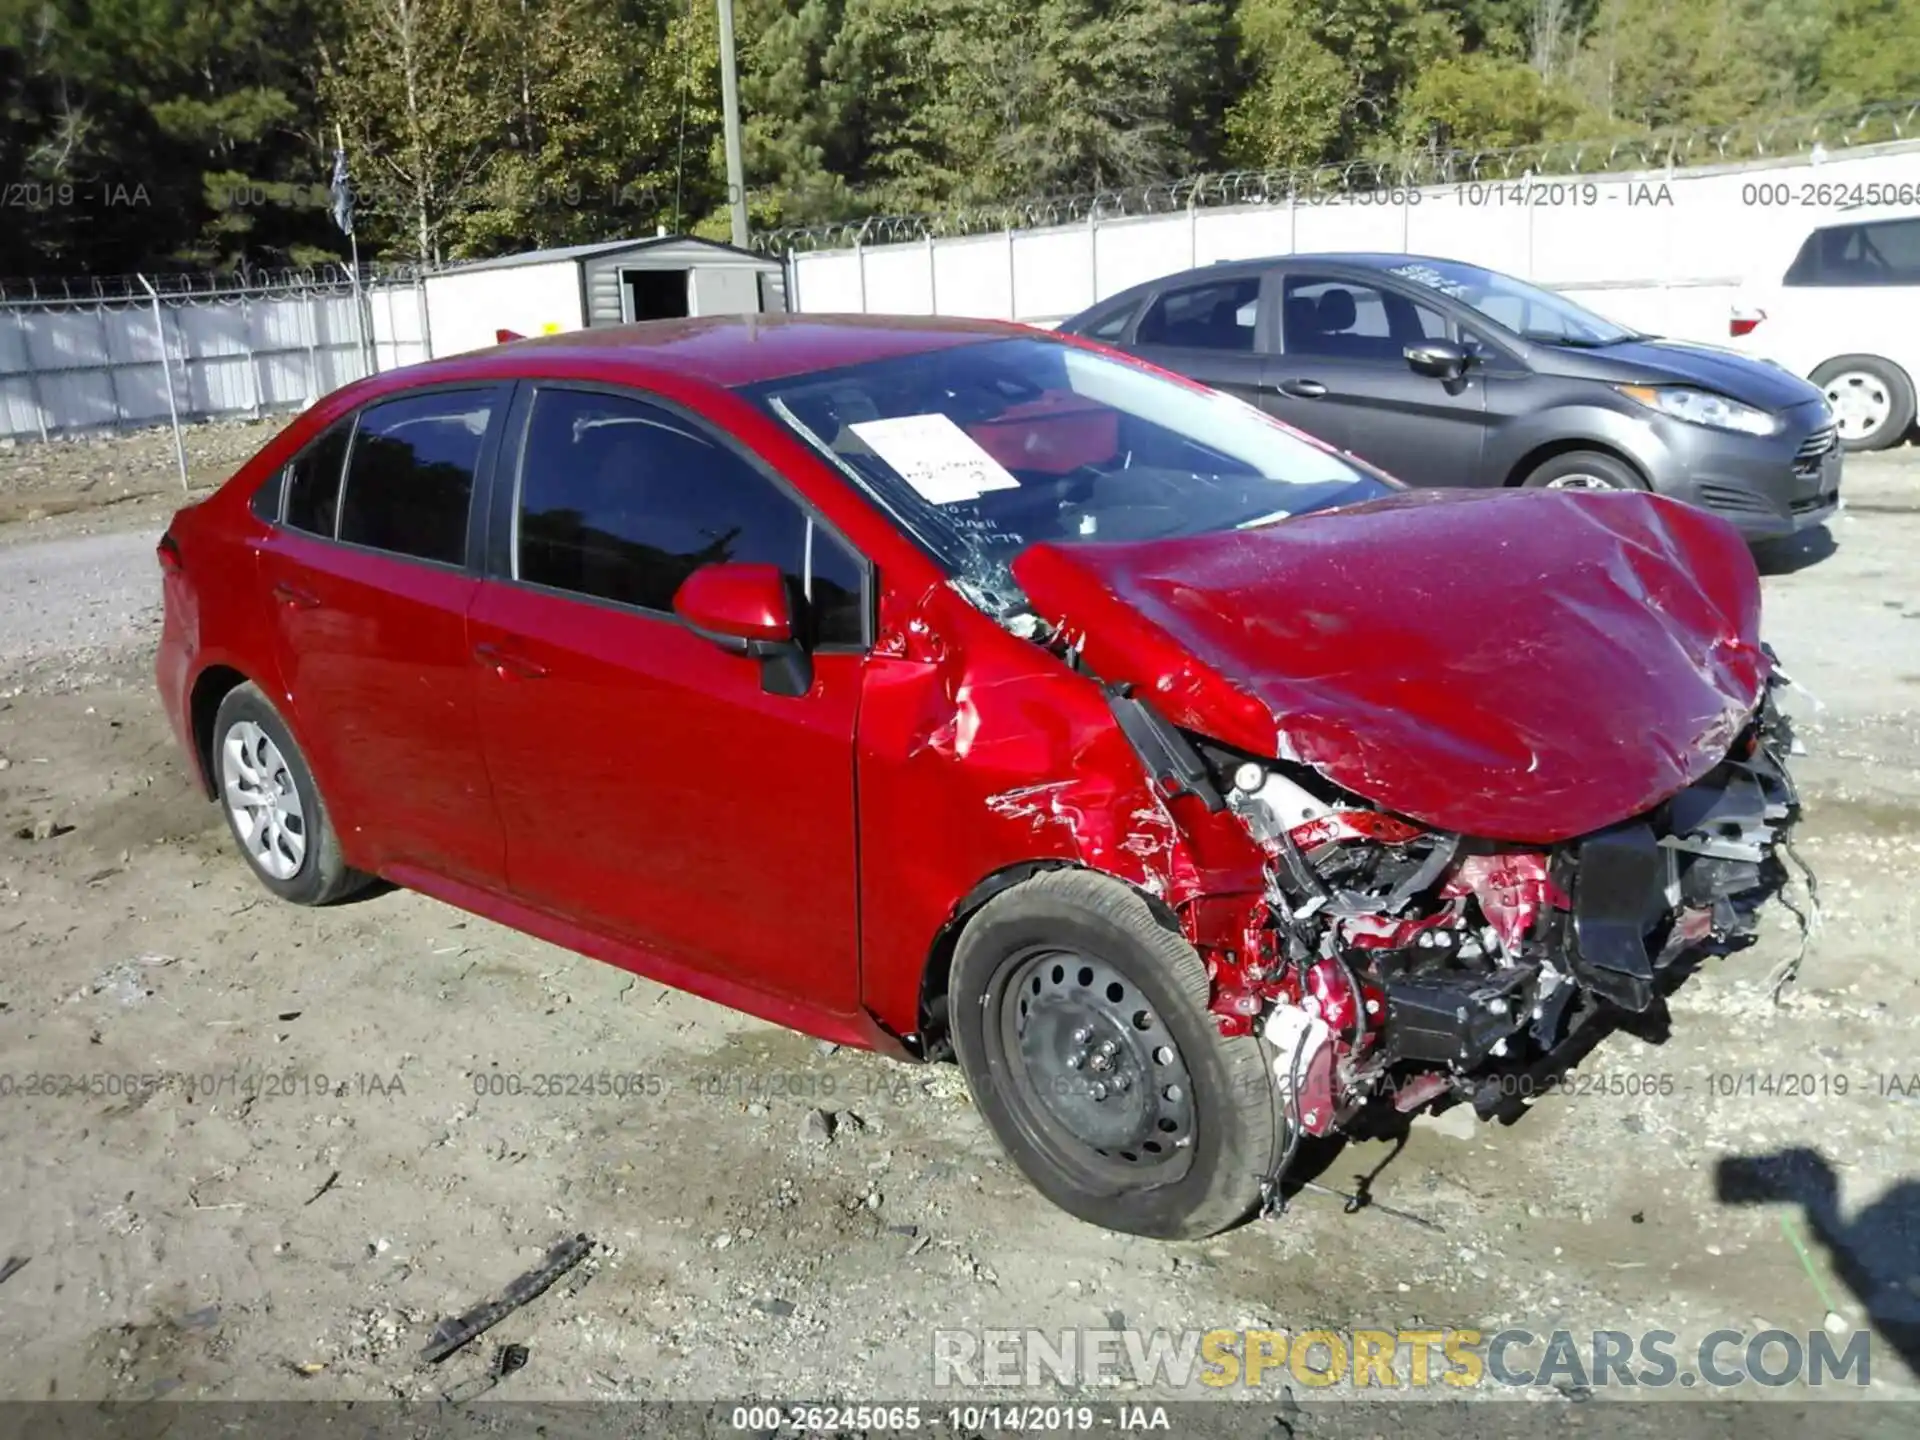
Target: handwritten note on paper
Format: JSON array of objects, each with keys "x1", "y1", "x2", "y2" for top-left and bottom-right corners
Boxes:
[{"x1": 848, "y1": 413, "x2": 1023, "y2": 504}]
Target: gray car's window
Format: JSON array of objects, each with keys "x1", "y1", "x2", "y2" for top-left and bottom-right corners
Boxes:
[
  {"x1": 336, "y1": 392, "x2": 490, "y2": 565},
  {"x1": 514, "y1": 388, "x2": 865, "y2": 646},
  {"x1": 1283, "y1": 275, "x2": 1447, "y2": 361},
  {"x1": 1135, "y1": 277, "x2": 1260, "y2": 351},
  {"x1": 1083, "y1": 303, "x2": 1138, "y2": 342}
]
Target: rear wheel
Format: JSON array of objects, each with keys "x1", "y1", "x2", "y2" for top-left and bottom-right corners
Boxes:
[
  {"x1": 1812, "y1": 355, "x2": 1915, "y2": 452},
  {"x1": 1520, "y1": 450, "x2": 1647, "y2": 492},
  {"x1": 212, "y1": 683, "x2": 368, "y2": 905},
  {"x1": 948, "y1": 869, "x2": 1281, "y2": 1239}
]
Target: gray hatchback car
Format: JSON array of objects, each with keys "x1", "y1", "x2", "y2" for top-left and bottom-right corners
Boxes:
[{"x1": 1060, "y1": 253, "x2": 1842, "y2": 541}]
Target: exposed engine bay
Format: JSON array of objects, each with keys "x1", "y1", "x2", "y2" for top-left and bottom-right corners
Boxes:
[
  {"x1": 1169, "y1": 673, "x2": 1803, "y2": 1181},
  {"x1": 1081, "y1": 635, "x2": 1805, "y2": 1200}
]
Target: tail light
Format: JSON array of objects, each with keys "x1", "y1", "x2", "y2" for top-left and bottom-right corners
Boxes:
[
  {"x1": 1730, "y1": 310, "x2": 1765, "y2": 338},
  {"x1": 157, "y1": 533, "x2": 183, "y2": 574}
]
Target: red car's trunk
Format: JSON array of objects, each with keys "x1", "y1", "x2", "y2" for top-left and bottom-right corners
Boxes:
[{"x1": 1011, "y1": 487, "x2": 1768, "y2": 843}]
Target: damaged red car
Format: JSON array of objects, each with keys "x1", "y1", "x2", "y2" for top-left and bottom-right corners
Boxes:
[{"x1": 156, "y1": 315, "x2": 1801, "y2": 1239}]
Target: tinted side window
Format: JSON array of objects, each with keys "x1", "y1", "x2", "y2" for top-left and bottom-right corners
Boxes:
[
  {"x1": 282, "y1": 422, "x2": 350, "y2": 536},
  {"x1": 516, "y1": 389, "x2": 866, "y2": 645},
  {"x1": 1787, "y1": 219, "x2": 1920, "y2": 286},
  {"x1": 337, "y1": 392, "x2": 490, "y2": 564},
  {"x1": 1283, "y1": 276, "x2": 1448, "y2": 360},
  {"x1": 1135, "y1": 278, "x2": 1260, "y2": 351},
  {"x1": 1084, "y1": 303, "x2": 1138, "y2": 342}
]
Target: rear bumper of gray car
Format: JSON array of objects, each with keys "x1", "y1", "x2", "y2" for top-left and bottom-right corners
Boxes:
[{"x1": 1647, "y1": 400, "x2": 1843, "y2": 542}]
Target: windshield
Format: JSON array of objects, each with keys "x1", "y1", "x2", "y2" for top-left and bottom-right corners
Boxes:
[
  {"x1": 1384, "y1": 258, "x2": 1640, "y2": 347},
  {"x1": 747, "y1": 337, "x2": 1392, "y2": 608}
]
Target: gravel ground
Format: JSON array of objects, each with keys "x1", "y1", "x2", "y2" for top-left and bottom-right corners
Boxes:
[{"x1": 0, "y1": 434, "x2": 1916, "y2": 1419}]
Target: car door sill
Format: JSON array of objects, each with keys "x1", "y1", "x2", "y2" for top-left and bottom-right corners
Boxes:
[{"x1": 380, "y1": 862, "x2": 907, "y2": 1057}]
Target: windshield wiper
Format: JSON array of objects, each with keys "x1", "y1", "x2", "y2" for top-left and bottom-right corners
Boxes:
[{"x1": 1520, "y1": 329, "x2": 1643, "y2": 348}]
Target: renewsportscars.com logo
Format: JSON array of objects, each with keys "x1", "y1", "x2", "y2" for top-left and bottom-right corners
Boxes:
[{"x1": 931, "y1": 1327, "x2": 1874, "y2": 1392}]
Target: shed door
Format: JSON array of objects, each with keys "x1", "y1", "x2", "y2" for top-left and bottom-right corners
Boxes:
[{"x1": 689, "y1": 265, "x2": 761, "y2": 317}]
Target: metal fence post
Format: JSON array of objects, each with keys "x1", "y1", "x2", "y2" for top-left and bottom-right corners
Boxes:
[
  {"x1": 137, "y1": 274, "x2": 190, "y2": 493},
  {"x1": 302, "y1": 290, "x2": 321, "y2": 403},
  {"x1": 925, "y1": 232, "x2": 938, "y2": 315},
  {"x1": 240, "y1": 292, "x2": 264, "y2": 416},
  {"x1": 1005, "y1": 228, "x2": 1017, "y2": 319},
  {"x1": 1087, "y1": 210, "x2": 1099, "y2": 308},
  {"x1": 416, "y1": 270, "x2": 434, "y2": 361},
  {"x1": 855, "y1": 239, "x2": 868, "y2": 314}
]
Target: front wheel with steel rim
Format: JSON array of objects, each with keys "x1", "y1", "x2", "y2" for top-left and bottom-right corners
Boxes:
[
  {"x1": 949, "y1": 869, "x2": 1281, "y2": 1239},
  {"x1": 1812, "y1": 354, "x2": 1916, "y2": 453},
  {"x1": 1520, "y1": 450, "x2": 1646, "y2": 493},
  {"x1": 211, "y1": 682, "x2": 368, "y2": 905}
]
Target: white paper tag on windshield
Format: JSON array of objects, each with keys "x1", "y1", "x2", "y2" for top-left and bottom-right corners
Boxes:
[{"x1": 848, "y1": 413, "x2": 1022, "y2": 504}]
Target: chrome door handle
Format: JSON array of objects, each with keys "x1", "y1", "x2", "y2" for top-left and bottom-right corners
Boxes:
[
  {"x1": 272, "y1": 581, "x2": 320, "y2": 609},
  {"x1": 1278, "y1": 379, "x2": 1328, "y2": 399}
]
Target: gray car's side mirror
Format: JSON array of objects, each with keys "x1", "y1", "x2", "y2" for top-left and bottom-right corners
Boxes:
[{"x1": 1405, "y1": 340, "x2": 1470, "y2": 381}]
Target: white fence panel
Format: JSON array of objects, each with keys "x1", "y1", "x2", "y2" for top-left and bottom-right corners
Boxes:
[{"x1": 790, "y1": 142, "x2": 1920, "y2": 342}]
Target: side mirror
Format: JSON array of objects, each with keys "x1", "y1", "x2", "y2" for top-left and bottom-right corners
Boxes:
[
  {"x1": 673, "y1": 563, "x2": 811, "y2": 697},
  {"x1": 1405, "y1": 340, "x2": 1470, "y2": 381}
]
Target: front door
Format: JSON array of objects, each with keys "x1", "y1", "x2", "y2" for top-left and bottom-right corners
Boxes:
[
  {"x1": 258, "y1": 386, "x2": 509, "y2": 887},
  {"x1": 1125, "y1": 272, "x2": 1272, "y2": 410},
  {"x1": 467, "y1": 383, "x2": 870, "y2": 1013},
  {"x1": 1269, "y1": 271, "x2": 1492, "y2": 487}
]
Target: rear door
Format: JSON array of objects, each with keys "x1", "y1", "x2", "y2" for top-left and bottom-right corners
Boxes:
[
  {"x1": 466, "y1": 383, "x2": 869, "y2": 1013},
  {"x1": 1269, "y1": 270, "x2": 1492, "y2": 486},
  {"x1": 258, "y1": 385, "x2": 510, "y2": 888},
  {"x1": 1123, "y1": 271, "x2": 1272, "y2": 409}
]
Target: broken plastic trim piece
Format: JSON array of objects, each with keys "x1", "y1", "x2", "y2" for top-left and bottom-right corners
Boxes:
[
  {"x1": 420, "y1": 1233, "x2": 593, "y2": 1364},
  {"x1": 1106, "y1": 691, "x2": 1224, "y2": 812}
]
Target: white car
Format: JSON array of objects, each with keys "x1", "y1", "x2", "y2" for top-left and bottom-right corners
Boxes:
[{"x1": 1729, "y1": 210, "x2": 1920, "y2": 451}]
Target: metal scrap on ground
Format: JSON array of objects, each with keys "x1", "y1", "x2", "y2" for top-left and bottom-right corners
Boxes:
[{"x1": 418, "y1": 1233, "x2": 594, "y2": 1364}]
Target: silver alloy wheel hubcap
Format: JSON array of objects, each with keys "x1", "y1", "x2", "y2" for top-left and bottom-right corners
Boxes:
[
  {"x1": 221, "y1": 721, "x2": 307, "y2": 880},
  {"x1": 1545, "y1": 472, "x2": 1618, "y2": 490},
  {"x1": 1824, "y1": 372, "x2": 1892, "y2": 440}
]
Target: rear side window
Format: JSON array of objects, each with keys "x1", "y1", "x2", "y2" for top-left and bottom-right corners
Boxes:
[
  {"x1": 1785, "y1": 218, "x2": 1920, "y2": 286},
  {"x1": 1135, "y1": 277, "x2": 1260, "y2": 351},
  {"x1": 1082, "y1": 303, "x2": 1138, "y2": 342},
  {"x1": 282, "y1": 422, "x2": 350, "y2": 536},
  {"x1": 337, "y1": 391, "x2": 491, "y2": 564},
  {"x1": 515, "y1": 388, "x2": 866, "y2": 647}
]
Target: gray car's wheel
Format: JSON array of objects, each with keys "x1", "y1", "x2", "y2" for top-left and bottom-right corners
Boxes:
[
  {"x1": 1521, "y1": 450, "x2": 1647, "y2": 492},
  {"x1": 1812, "y1": 355, "x2": 1916, "y2": 452},
  {"x1": 212, "y1": 682, "x2": 369, "y2": 905},
  {"x1": 948, "y1": 869, "x2": 1282, "y2": 1239}
]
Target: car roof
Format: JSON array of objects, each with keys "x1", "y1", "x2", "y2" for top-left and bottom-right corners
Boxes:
[
  {"x1": 1074, "y1": 254, "x2": 1486, "y2": 318},
  {"x1": 375, "y1": 313, "x2": 1031, "y2": 391}
]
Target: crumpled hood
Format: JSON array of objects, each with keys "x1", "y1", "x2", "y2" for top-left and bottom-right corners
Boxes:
[{"x1": 1010, "y1": 488, "x2": 1768, "y2": 844}]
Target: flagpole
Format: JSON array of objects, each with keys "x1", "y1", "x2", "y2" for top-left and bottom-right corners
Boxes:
[{"x1": 336, "y1": 125, "x2": 375, "y2": 377}]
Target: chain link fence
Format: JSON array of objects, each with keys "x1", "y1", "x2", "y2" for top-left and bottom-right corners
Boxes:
[{"x1": 0, "y1": 264, "x2": 435, "y2": 443}]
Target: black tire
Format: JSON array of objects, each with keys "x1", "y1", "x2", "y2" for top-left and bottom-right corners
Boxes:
[
  {"x1": 1811, "y1": 354, "x2": 1916, "y2": 452},
  {"x1": 1520, "y1": 450, "x2": 1647, "y2": 492},
  {"x1": 210, "y1": 682, "x2": 369, "y2": 906},
  {"x1": 948, "y1": 869, "x2": 1281, "y2": 1239}
]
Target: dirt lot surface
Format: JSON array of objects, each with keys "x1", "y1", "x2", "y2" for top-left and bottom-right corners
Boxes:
[{"x1": 0, "y1": 429, "x2": 1917, "y2": 1417}]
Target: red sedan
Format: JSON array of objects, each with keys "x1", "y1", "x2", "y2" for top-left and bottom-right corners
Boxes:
[{"x1": 157, "y1": 315, "x2": 1799, "y2": 1238}]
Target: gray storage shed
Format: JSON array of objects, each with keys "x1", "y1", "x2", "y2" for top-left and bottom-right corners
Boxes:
[{"x1": 423, "y1": 234, "x2": 788, "y2": 357}]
